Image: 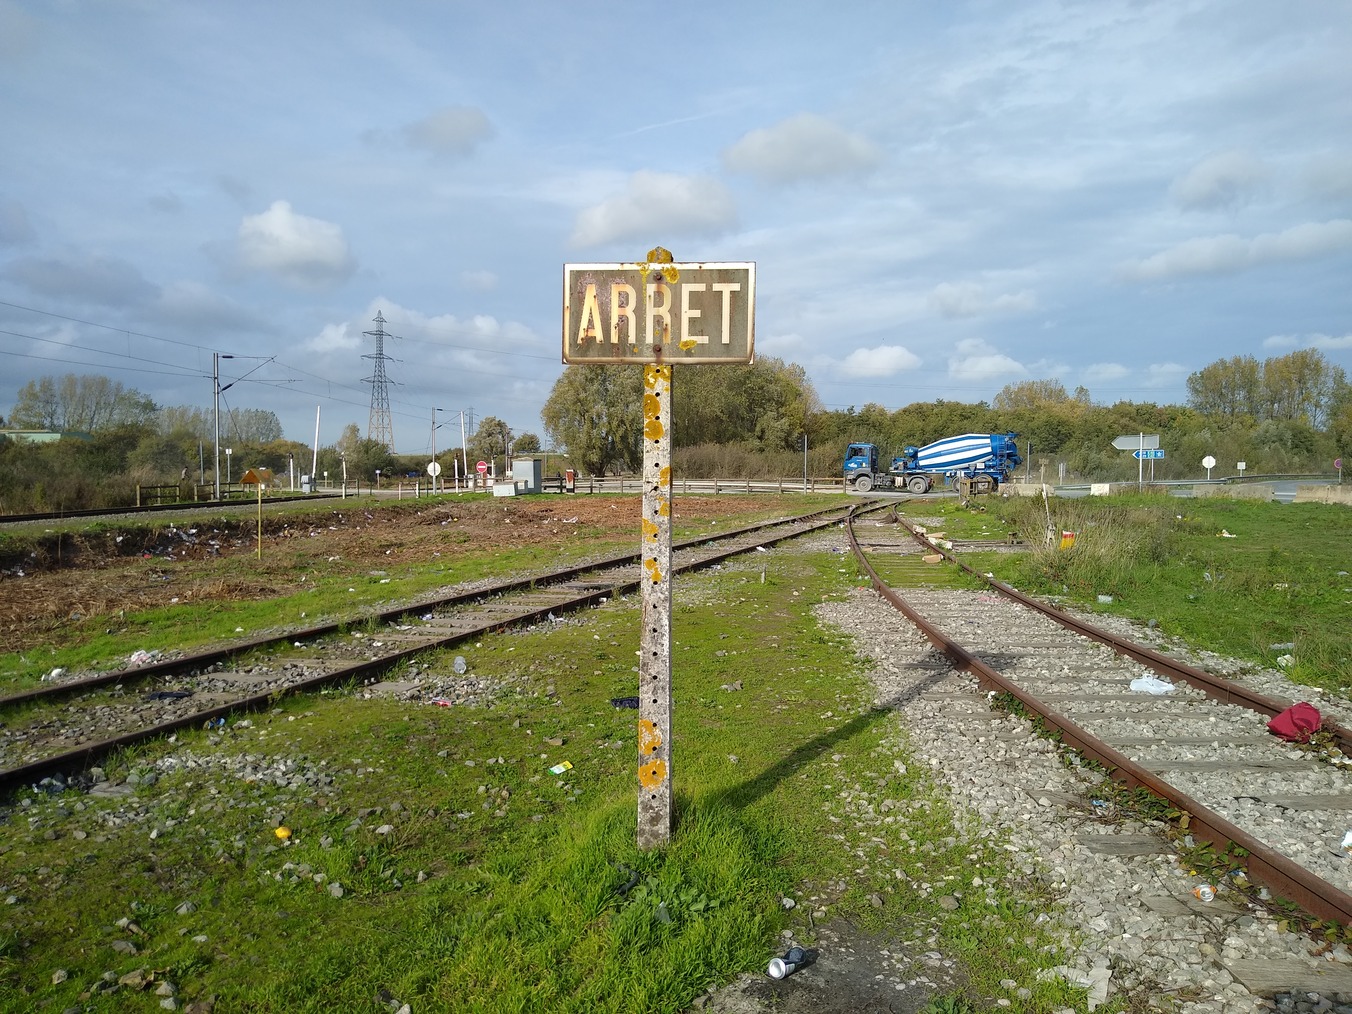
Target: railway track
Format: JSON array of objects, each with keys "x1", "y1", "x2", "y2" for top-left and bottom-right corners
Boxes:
[
  {"x1": 846, "y1": 510, "x2": 1352, "y2": 930},
  {"x1": 0, "y1": 502, "x2": 871, "y2": 794}
]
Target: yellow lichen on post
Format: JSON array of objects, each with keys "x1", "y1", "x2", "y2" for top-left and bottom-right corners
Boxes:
[{"x1": 638, "y1": 348, "x2": 673, "y2": 850}]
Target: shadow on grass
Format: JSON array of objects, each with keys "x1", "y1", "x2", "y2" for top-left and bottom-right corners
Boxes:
[{"x1": 699, "y1": 660, "x2": 952, "y2": 815}]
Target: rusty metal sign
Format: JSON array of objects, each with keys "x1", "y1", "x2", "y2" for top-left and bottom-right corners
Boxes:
[{"x1": 562, "y1": 261, "x2": 755, "y2": 365}]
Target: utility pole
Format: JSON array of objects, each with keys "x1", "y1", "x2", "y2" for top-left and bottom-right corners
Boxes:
[
  {"x1": 459, "y1": 409, "x2": 468, "y2": 490},
  {"x1": 363, "y1": 312, "x2": 397, "y2": 450},
  {"x1": 213, "y1": 353, "x2": 235, "y2": 501}
]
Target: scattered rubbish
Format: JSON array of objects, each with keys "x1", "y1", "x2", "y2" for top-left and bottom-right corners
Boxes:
[
  {"x1": 430, "y1": 698, "x2": 455, "y2": 707},
  {"x1": 755, "y1": 546, "x2": 768, "y2": 552},
  {"x1": 767, "y1": 946, "x2": 808, "y2": 980},
  {"x1": 1059, "y1": 530, "x2": 1077, "y2": 550},
  {"x1": 611, "y1": 863, "x2": 640, "y2": 897},
  {"x1": 1090, "y1": 799, "x2": 1111, "y2": 817},
  {"x1": 1342, "y1": 830, "x2": 1352, "y2": 856},
  {"x1": 655, "y1": 901, "x2": 672, "y2": 924},
  {"x1": 1276, "y1": 654, "x2": 1295, "y2": 668},
  {"x1": 1270, "y1": 642, "x2": 1295, "y2": 651},
  {"x1": 453, "y1": 656, "x2": 468, "y2": 674},
  {"x1": 44, "y1": 668, "x2": 65, "y2": 681},
  {"x1": 544, "y1": 736, "x2": 565, "y2": 747},
  {"x1": 127, "y1": 649, "x2": 161, "y2": 667},
  {"x1": 721, "y1": 680, "x2": 743, "y2": 692},
  {"x1": 1267, "y1": 702, "x2": 1321, "y2": 743},
  {"x1": 921, "y1": 553, "x2": 943, "y2": 564},
  {"x1": 142, "y1": 690, "x2": 193, "y2": 702},
  {"x1": 548, "y1": 761, "x2": 573, "y2": 775},
  {"x1": 1219, "y1": 530, "x2": 1236, "y2": 538},
  {"x1": 1129, "y1": 676, "x2": 1174, "y2": 695},
  {"x1": 1192, "y1": 884, "x2": 1216, "y2": 902},
  {"x1": 274, "y1": 827, "x2": 292, "y2": 841},
  {"x1": 610, "y1": 696, "x2": 639, "y2": 709},
  {"x1": 1096, "y1": 594, "x2": 1113, "y2": 604}
]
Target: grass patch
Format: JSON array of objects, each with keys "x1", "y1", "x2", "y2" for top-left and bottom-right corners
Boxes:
[
  {"x1": 983, "y1": 493, "x2": 1352, "y2": 694},
  {"x1": 0, "y1": 544, "x2": 1084, "y2": 1012}
]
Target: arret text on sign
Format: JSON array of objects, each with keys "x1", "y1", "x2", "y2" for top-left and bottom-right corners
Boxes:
[{"x1": 563, "y1": 262, "x2": 755, "y2": 365}]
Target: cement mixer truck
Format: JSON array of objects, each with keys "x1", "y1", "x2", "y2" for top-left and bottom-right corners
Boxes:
[{"x1": 842, "y1": 432, "x2": 1023, "y2": 493}]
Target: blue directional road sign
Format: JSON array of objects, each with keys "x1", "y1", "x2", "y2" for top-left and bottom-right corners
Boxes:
[{"x1": 1133, "y1": 449, "x2": 1165, "y2": 459}]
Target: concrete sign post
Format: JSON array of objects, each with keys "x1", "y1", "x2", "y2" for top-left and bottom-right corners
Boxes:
[{"x1": 564, "y1": 248, "x2": 755, "y2": 850}]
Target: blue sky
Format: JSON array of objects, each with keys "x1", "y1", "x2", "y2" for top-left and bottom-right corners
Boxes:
[{"x1": 1, "y1": 0, "x2": 1349, "y2": 454}]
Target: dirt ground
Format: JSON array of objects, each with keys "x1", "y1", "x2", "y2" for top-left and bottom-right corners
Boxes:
[{"x1": 0, "y1": 494, "x2": 798, "y2": 652}]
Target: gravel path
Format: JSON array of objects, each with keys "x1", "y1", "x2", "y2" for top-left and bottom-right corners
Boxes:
[{"x1": 802, "y1": 583, "x2": 1352, "y2": 1013}]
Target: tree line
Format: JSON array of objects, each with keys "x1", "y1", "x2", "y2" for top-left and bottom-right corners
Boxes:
[
  {"x1": 542, "y1": 348, "x2": 1351, "y2": 482},
  {"x1": 2, "y1": 347, "x2": 1349, "y2": 512}
]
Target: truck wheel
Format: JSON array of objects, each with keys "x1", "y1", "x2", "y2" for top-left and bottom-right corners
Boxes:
[
  {"x1": 854, "y1": 473, "x2": 874, "y2": 492},
  {"x1": 907, "y1": 476, "x2": 929, "y2": 494}
]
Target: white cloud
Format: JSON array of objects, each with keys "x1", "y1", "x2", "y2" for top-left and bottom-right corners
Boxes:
[
  {"x1": 235, "y1": 201, "x2": 355, "y2": 289},
  {"x1": 947, "y1": 338, "x2": 1025, "y2": 383},
  {"x1": 402, "y1": 105, "x2": 493, "y2": 158},
  {"x1": 1170, "y1": 150, "x2": 1269, "y2": 210},
  {"x1": 1082, "y1": 362, "x2": 1129, "y2": 383},
  {"x1": 306, "y1": 298, "x2": 542, "y2": 360},
  {"x1": 461, "y1": 269, "x2": 498, "y2": 291},
  {"x1": 1119, "y1": 219, "x2": 1352, "y2": 282},
  {"x1": 837, "y1": 344, "x2": 921, "y2": 379},
  {"x1": 306, "y1": 321, "x2": 358, "y2": 354},
  {"x1": 929, "y1": 281, "x2": 1036, "y2": 318},
  {"x1": 722, "y1": 113, "x2": 881, "y2": 184},
  {"x1": 1265, "y1": 331, "x2": 1352, "y2": 351},
  {"x1": 570, "y1": 171, "x2": 736, "y2": 248},
  {"x1": 1144, "y1": 363, "x2": 1187, "y2": 387}
]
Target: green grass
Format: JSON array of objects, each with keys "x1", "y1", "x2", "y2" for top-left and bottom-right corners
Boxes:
[
  {"x1": 980, "y1": 493, "x2": 1352, "y2": 694},
  {"x1": 0, "y1": 548, "x2": 1084, "y2": 1012}
]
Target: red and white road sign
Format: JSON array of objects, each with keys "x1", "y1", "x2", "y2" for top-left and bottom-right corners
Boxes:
[{"x1": 476, "y1": 460, "x2": 488, "y2": 475}]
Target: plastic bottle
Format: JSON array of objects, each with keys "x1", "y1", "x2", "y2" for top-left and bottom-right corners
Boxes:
[
  {"x1": 1193, "y1": 884, "x2": 1216, "y2": 902},
  {"x1": 453, "y1": 656, "x2": 467, "y2": 674}
]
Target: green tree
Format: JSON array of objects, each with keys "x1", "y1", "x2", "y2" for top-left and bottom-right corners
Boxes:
[
  {"x1": 1261, "y1": 348, "x2": 1346, "y2": 428},
  {"x1": 542, "y1": 366, "x2": 643, "y2": 474},
  {"x1": 10, "y1": 374, "x2": 157, "y2": 431},
  {"x1": 513, "y1": 432, "x2": 542, "y2": 453},
  {"x1": 468, "y1": 415, "x2": 514, "y2": 475},
  {"x1": 1186, "y1": 356, "x2": 1262, "y2": 419},
  {"x1": 224, "y1": 407, "x2": 284, "y2": 444}
]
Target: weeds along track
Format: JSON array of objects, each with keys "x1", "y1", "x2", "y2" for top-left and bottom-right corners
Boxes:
[
  {"x1": 0, "y1": 502, "x2": 871, "y2": 793},
  {"x1": 847, "y1": 508, "x2": 1352, "y2": 929}
]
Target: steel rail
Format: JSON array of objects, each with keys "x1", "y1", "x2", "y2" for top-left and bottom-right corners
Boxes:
[
  {"x1": 847, "y1": 513, "x2": 1352, "y2": 927},
  {"x1": 891, "y1": 514, "x2": 1352, "y2": 756},
  {"x1": 1, "y1": 503, "x2": 857, "y2": 710},
  {"x1": 0, "y1": 504, "x2": 874, "y2": 794},
  {"x1": 0, "y1": 491, "x2": 341, "y2": 526}
]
